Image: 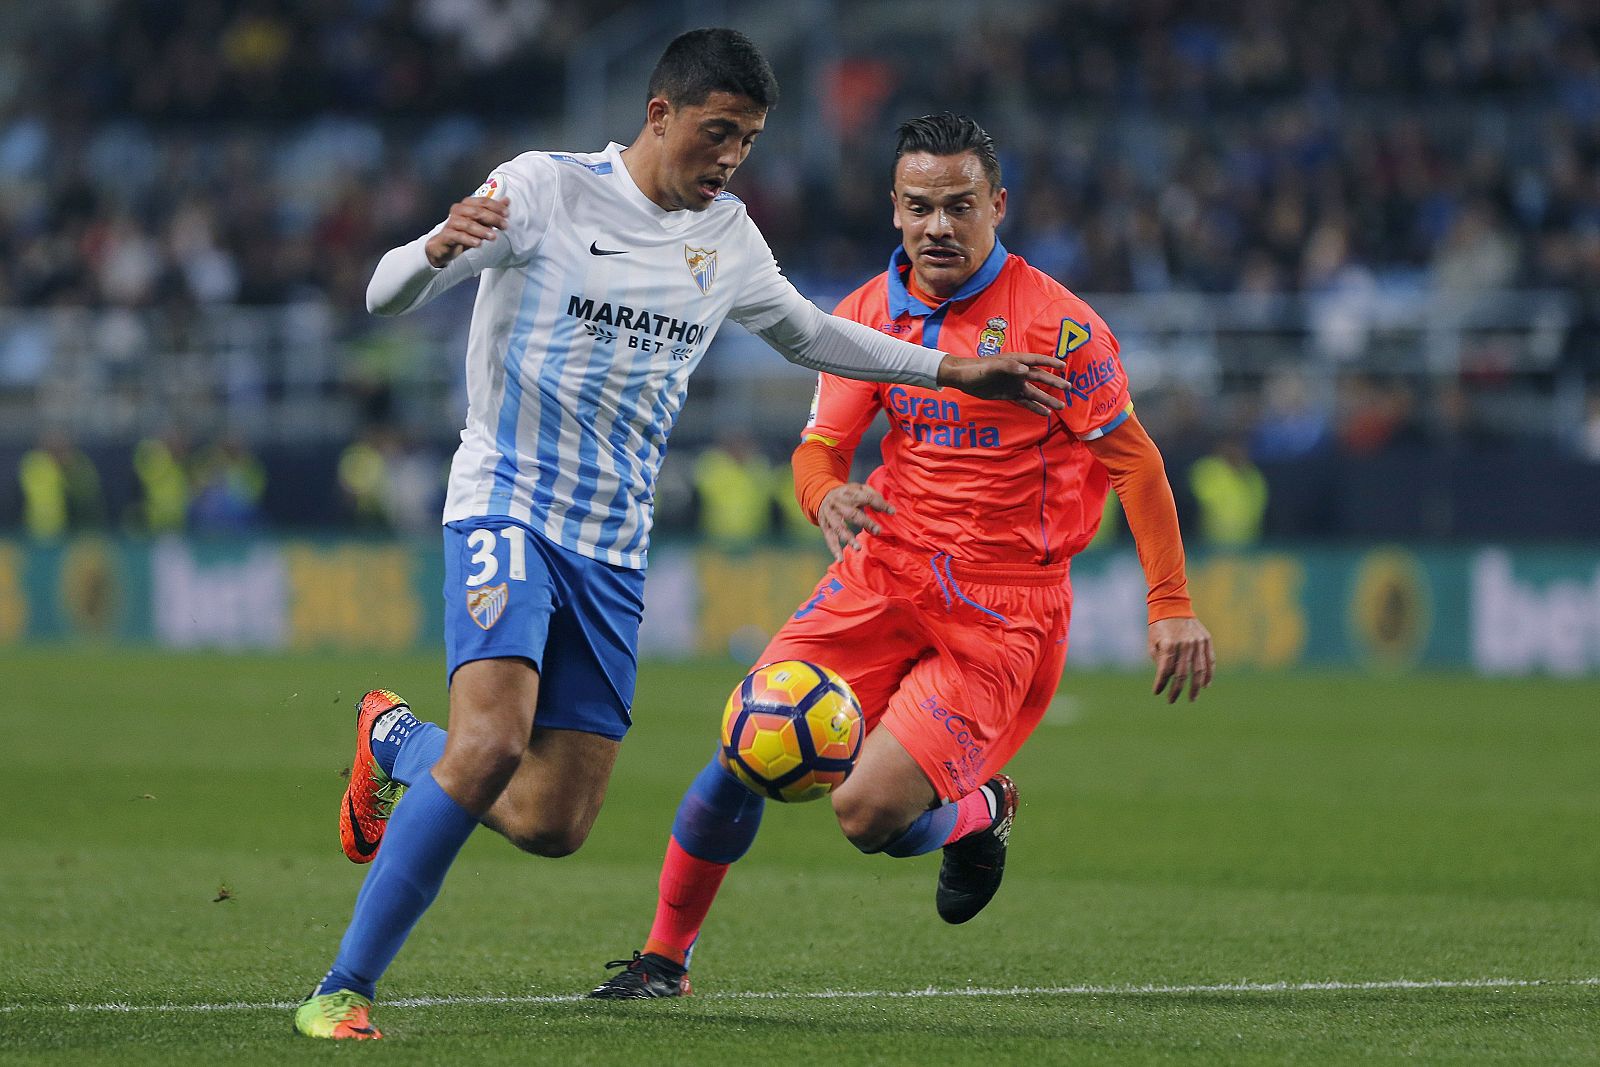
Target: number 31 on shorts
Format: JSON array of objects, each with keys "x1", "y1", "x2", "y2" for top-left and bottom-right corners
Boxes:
[{"x1": 465, "y1": 526, "x2": 526, "y2": 587}]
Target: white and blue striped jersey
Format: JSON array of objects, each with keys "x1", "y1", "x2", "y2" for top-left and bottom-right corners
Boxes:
[{"x1": 373, "y1": 142, "x2": 816, "y2": 568}]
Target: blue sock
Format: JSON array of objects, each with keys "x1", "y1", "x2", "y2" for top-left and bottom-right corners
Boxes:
[
  {"x1": 390, "y1": 722, "x2": 447, "y2": 786},
  {"x1": 315, "y1": 771, "x2": 478, "y2": 999},
  {"x1": 366, "y1": 704, "x2": 430, "y2": 780},
  {"x1": 875, "y1": 804, "x2": 960, "y2": 858},
  {"x1": 671, "y1": 758, "x2": 765, "y2": 864}
]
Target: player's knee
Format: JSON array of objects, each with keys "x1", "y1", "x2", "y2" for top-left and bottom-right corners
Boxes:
[
  {"x1": 439, "y1": 736, "x2": 523, "y2": 800},
  {"x1": 831, "y1": 791, "x2": 902, "y2": 853},
  {"x1": 506, "y1": 821, "x2": 589, "y2": 858}
]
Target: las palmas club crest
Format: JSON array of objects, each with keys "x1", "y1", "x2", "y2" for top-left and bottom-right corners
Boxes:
[
  {"x1": 685, "y1": 245, "x2": 717, "y2": 295},
  {"x1": 467, "y1": 583, "x2": 508, "y2": 630},
  {"x1": 977, "y1": 316, "x2": 1008, "y2": 357}
]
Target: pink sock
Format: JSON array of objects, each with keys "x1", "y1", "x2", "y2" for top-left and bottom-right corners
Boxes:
[
  {"x1": 943, "y1": 784, "x2": 996, "y2": 845},
  {"x1": 643, "y1": 837, "x2": 730, "y2": 965}
]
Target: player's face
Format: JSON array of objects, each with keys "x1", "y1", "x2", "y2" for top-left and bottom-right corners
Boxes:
[
  {"x1": 651, "y1": 91, "x2": 767, "y2": 212},
  {"x1": 891, "y1": 151, "x2": 1007, "y2": 299}
]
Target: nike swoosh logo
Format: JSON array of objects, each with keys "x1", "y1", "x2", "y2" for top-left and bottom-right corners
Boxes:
[
  {"x1": 589, "y1": 242, "x2": 628, "y2": 256},
  {"x1": 346, "y1": 793, "x2": 380, "y2": 857}
]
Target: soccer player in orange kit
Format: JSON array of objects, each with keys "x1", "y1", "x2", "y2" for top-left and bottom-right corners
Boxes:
[{"x1": 590, "y1": 113, "x2": 1214, "y2": 998}]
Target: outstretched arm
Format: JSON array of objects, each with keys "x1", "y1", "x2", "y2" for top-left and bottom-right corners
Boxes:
[
  {"x1": 757, "y1": 301, "x2": 1066, "y2": 413},
  {"x1": 1084, "y1": 412, "x2": 1216, "y2": 703}
]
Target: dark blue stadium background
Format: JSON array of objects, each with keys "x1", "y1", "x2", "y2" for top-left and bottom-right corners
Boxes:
[{"x1": 2, "y1": 0, "x2": 1598, "y2": 540}]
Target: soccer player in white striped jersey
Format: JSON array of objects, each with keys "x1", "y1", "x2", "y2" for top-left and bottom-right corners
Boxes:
[{"x1": 294, "y1": 28, "x2": 1066, "y2": 1040}]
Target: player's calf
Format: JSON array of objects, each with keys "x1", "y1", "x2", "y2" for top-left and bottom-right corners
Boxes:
[
  {"x1": 828, "y1": 728, "x2": 945, "y2": 853},
  {"x1": 832, "y1": 788, "x2": 922, "y2": 853},
  {"x1": 831, "y1": 748, "x2": 997, "y2": 859},
  {"x1": 475, "y1": 726, "x2": 620, "y2": 855}
]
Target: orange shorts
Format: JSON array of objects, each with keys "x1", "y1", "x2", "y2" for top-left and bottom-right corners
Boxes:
[{"x1": 757, "y1": 536, "x2": 1072, "y2": 801}]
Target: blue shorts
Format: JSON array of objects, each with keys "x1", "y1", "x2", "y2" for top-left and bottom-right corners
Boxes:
[{"x1": 443, "y1": 517, "x2": 646, "y2": 741}]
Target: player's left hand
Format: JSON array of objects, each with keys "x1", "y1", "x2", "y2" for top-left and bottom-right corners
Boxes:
[
  {"x1": 817, "y1": 482, "x2": 894, "y2": 560},
  {"x1": 1149, "y1": 616, "x2": 1215, "y2": 704},
  {"x1": 425, "y1": 194, "x2": 510, "y2": 268},
  {"x1": 937, "y1": 353, "x2": 1066, "y2": 415}
]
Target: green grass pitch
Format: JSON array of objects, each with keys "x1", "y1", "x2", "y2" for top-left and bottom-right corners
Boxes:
[{"x1": 2, "y1": 649, "x2": 1597, "y2": 1064}]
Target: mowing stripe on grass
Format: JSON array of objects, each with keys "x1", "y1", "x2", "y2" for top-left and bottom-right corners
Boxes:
[{"x1": 4, "y1": 976, "x2": 1596, "y2": 1014}]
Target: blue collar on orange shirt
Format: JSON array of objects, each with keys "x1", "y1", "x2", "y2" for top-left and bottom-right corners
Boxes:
[{"x1": 886, "y1": 238, "x2": 1009, "y2": 320}]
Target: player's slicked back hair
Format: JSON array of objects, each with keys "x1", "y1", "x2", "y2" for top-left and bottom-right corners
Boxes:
[
  {"x1": 648, "y1": 28, "x2": 779, "y2": 110},
  {"x1": 893, "y1": 113, "x2": 1002, "y2": 190}
]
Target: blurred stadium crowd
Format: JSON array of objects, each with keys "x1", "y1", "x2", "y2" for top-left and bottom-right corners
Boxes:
[
  {"x1": 2, "y1": 0, "x2": 1599, "y2": 540},
  {"x1": 7, "y1": 0, "x2": 1600, "y2": 306}
]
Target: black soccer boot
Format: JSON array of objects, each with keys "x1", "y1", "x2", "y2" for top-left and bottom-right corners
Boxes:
[
  {"x1": 588, "y1": 951, "x2": 692, "y2": 999},
  {"x1": 935, "y1": 774, "x2": 1018, "y2": 924}
]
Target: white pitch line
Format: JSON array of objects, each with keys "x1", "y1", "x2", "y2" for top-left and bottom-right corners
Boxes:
[{"x1": 2, "y1": 976, "x2": 1595, "y2": 1015}]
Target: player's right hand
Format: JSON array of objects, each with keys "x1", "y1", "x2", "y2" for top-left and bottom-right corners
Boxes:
[
  {"x1": 425, "y1": 195, "x2": 510, "y2": 268},
  {"x1": 1149, "y1": 616, "x2": 1215, "y2": 703},
  {"x1": 817, "y1": 483, "x2": 894, "y2": 560},
  {"x1": 937, "y1": 352, "x2": 1066, "y2": 415}
]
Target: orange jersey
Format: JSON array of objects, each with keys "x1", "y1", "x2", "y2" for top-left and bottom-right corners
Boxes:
[{"x1": 804, "y1": 242, "x2": 1133, "y2": 565}]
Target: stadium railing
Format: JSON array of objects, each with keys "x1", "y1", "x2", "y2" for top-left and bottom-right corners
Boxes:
[{"x1": 0, "y1": 288, "x2": 1580, "y2": 450}]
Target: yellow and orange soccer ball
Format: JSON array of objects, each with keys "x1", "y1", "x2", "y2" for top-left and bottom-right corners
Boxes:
[{"x1": 718, "y1": 660, "x2": 864, "y2": 802}]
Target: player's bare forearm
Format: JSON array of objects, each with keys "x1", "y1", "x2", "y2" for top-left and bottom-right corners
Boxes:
[
  {"x1": 1149, "y1": 616, "x2": 1215, "y2": 703},
  {"x1": 936, "y1": 353, "x2": 1065, "y2": 415},
  {"x1": 816, "y1": 482, "x2": 893, "y2": 560},
  {"x1": 426, "y1": 195, "x2": 510, "y2": 268}
]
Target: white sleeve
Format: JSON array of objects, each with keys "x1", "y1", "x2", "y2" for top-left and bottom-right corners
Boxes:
[
  {"x1": 756, "y1": 299, "x2": 943, "y2": 388},
  {"x1": 730, "y1": 215, "x2": 942, "y2": 386},
  {"x1": 365, "y1": 157, "x2": 556, "y2": 316},
  {"x1": 365, "y1": 228, "x2": 493, "y2": 315}
]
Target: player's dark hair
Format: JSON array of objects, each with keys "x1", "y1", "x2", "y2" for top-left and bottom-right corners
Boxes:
[
  {"x1": 893, "y1": 113, "x2": 1002, "y2": 190},
  {"x1": 648, "y1": 28, "x2": 779, "y2": 110}
]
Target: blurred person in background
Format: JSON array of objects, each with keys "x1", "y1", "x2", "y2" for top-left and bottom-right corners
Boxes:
[
  {"x1": 337, "y1": 428, "x2": 391, "y2": 531},
  {"x1": 1251, "y1": 368, "x2": 1332, "y2": 462},
  {"x1": 129, "y1": 431, "x2": 190, "y2": 535},
  {"x1": 188, "y1": 435, "x2": 265, "y2": 534},
  {"x1": 693, "y1": 430, "x2": 773, "y2": 544},
  {"x1": 1579, "y1": 391, "x2": 1600, "y2": 464},
  {"x1": 1336, "y1": 376, "x2": 1421, "y2": 457},
  {"x1": 1188, "y1": 435, "x2": 1268, "y2": 548},
  {"x1": 336, "y1": 426, "x2": 443, "y2": 534},
  {"x1": 770, "y1": 455, "x2": 815, "y2": 541},
  {"x1": 382, "y1": 430, "x2": 448, "y2": 537},
  {"x1": 1431, "y1": 199, "x2": 1520, "y2": 295},
  {"x1": 1080, "y1": 490, "x2": 1125, "y2": 552},
  {"x1": 18, "y1": 431, "x2": 104, "y2": 540}
]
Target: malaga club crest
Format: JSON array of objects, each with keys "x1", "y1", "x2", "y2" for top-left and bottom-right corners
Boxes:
[
  {"x1": 685, "y1": 246, "x2": 717, "y2": 295},
  {"x1": 977, "y1": 316, "x2": 1008, "y2": 357},
  {"x1": 467, "y1": 583, "x2": 508, "y2": 630}
]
